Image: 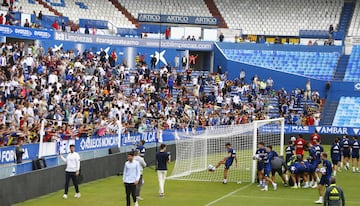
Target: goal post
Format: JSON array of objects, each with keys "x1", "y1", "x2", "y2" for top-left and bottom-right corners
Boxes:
[{"x1": 167, "y1": 118, "x2": 285, "y2": 183}]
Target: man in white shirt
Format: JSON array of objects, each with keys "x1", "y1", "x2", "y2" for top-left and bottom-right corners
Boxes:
[
  {"x1": 60, "y1": 144, "x2": 81, "y2": 199},
  {"x1": 123, "y1": 151, "x2": 141, "y2": 206}
]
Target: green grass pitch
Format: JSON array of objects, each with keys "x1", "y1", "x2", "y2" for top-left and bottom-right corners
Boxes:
[{"x1": 15, "y1": 145, "x2": 360, "y2": 206}]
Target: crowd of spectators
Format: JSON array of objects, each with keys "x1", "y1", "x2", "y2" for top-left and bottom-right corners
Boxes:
[{"x1": 0, "y1": 41, "x2": 321, "y2": 148}]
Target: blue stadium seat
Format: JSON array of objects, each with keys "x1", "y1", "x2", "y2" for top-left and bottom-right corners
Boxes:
[
  {"x1": 224, "y1": 49, "x2": 339, "y2": 80},
  {"x1": 333, "y1": 96, "x2": 360, "y2": 127}
]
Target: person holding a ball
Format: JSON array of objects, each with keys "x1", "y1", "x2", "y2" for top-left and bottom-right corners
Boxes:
[{"x1": 315, "y1": 152, "x2": 333, "y2": 204}]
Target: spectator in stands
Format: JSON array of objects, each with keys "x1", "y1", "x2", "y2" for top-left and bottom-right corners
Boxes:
[
  {"x1": 181, "y1": 55, "x2": 187, "y2": 69},
  {"x1": 325, "y1": 81, "x2": 331, "y2": 98},
  {"x1": 217, "y1": 65, "x2": 222, "y2": 75},
  {"x1": 165, "y1": 27, "x2": 171, "y2": 40},
  {"x1": 307, "y1": 40, "x2": 313, "y2": 46},
  {"x1": 305, "y1": 79, "x2": 311, "y2": 100},
  {"x1": 313, "y1": 40, "x2": 318, "y2": 46},
  {"x1": 23, "y1": 18, "x2": 30, "y2": 27},
  {"x1": 2, "y1": 0, "x2": 8, "y2": 7},
  {"x1": 61, "y1": 20, "x2": 66, "y2": 32},
  {"x1": 191, "y1": 36, "x2": 196, "y2": 41},
  {"x1": 189, "y1": 54, "x2": 198, "y2": 66},
  {"x1": 219, "y1": 33, "x2": 224, "y2": 42},
  {"x1": 15, "y1": 139, "x2": 25, "y2": 163},
  {"x1": 84, "y1": 21, "x2": 90, "y2": 35},
  {"x1": 258, "y1": 36, "x2": 265, "y2": 44},
  {"x1": 37, "y1": 11, "x2": 42, "y2": 21},
  {"x1": 274, "y1": 36, "x2": 281, "y2": 44},
  {"x1": 329, "y1": 24, "x2": 334, "y2": 36},
  {"x1": 0, "y1": 14, "x2": 3, "y2": 24},
  {"x1": 52, "y1": 20, "x2": 59, "y2": 30},
  {"x1": 92, "y1": 26, "x2": 97, "y2": 35}
]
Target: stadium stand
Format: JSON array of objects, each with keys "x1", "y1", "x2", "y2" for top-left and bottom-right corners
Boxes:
[
  {"x1": 332, "y1": 96, "x2": 360, "y2": 127},
  {"x1": 117, "y1": 0, "x2": 212, "y2": 19},
  {"x1": 223, "y1": 49, "x2": 339, "y2": 80},
  {"x1": 44, "y1": 0, "x2": 134, "y2": 28},
  {"x1": 344, "y1": 45, "x2": 360, "y2": 82},
  {"x1": 10, "y1": 0, "x2": 54, "y2": 16},
  {"x1": 347, "y1": 0, "x2": 360, "y2": 36},
  {"x1": 213, "y1": 0, "x2": 343, "y2": 35}
]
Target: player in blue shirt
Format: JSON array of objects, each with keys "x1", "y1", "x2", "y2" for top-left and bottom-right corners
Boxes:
[
  {"x1": 285, "y1": 140, "x2": 295, "y2": 164},
  {"x1": 331, "y1": 138, "x2": 342, "y2": 176},
  {"x1": 261, "y1": 145, "x2": 278, "y2": 191},
  {"x1": 135, "y1": 140, "x2": 146, "y2": 158},
  {"x1": 351, "y1": 136, "x2": 360, "y2": 173},
  {"x1": 315, "y1": 152, "x2": 333, "y2": 204},
  {"x1": 340, "y1": 135, "x2": 350, "y2": 170},
  {"x1": 289, "y1": 155, "x2": 308, "y2": 189},
  {"x1": 310, "y1": 139, "x2": 323, "y2": 188},
  {"x1": 254, "y1": 142, "x2": 266, "y2": 187},
  {"x1": 214, "y1": 143, "x2": 237, "y2": 184},
  {"x1": 284, "y1": 140, "x2": 295, "y2": 185}
]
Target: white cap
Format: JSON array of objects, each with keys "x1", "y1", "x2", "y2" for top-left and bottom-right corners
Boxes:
[{"x1": 290, "y1": 136, "x2": 296, "y2": 142}]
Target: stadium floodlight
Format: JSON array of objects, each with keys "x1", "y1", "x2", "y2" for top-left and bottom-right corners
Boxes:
[{"x1": 167, "y1": 118, "x2": 284, "y2": 183}]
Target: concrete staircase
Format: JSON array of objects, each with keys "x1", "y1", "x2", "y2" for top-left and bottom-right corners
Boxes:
[
  {"x1": 319, "y1": 101, "x2": 339, "y2": 125},
  {"x1": 108, "y1": 0, "x2": 140, "y2": 28},
  {"x1": 36, "y1": 0, "x2": 63, "y2": 16},
  {"x1": 333, "y1": 55, "x2": 350, "y2": 81},
  {"x1": 203, "y1": 0, "x2": 228, "y2": 28},
  {"x1": 338, "y1": 2, "x2": 355, "y2": 34}
]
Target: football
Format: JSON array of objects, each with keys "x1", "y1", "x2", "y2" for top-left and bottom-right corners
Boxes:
[
  {"x1": 320, "y1": 167, "x2": 327, "y2": 175},
  {"x1": 208, "y1": 164, "x2": 215, "y2": 172}
]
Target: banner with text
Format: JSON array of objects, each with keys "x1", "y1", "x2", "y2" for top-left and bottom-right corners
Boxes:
[
  {"x1": 53, "y1": 31, "x2": 213, "y2": 50},
  {"x1": 138, "y1": 13, "x2": 218, "y2": 26},
  {"x1": 284, "y1": 125, "x2": 360, "y2": 136},
  {"x1": 0, "y1": 25, "x2": 53, "y2": 40},
  {"x1": 0, "y1": 143, "x2": 39, "y2": 164}
]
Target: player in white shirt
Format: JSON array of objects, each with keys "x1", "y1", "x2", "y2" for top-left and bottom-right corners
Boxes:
[{"x1": 60, "y1": 144, "x2": 81, "y2": 199}]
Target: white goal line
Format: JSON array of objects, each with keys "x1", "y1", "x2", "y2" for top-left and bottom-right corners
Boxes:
[{"x1": 204, "y1": 183, "x2": 252, "y2": 206}]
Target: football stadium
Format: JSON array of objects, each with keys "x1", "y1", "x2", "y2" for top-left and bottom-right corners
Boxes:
[{"x1": 0, "y1": 0, "x2": 360, "y2": 205}]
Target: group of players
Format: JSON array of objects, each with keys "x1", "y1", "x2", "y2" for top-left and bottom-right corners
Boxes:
[
  {"x1": 255, "y1": 132, "x2": 357, "y2": 204},
  {"x1": 211, "y1": 132, "x2": 357, "y2": 204}
]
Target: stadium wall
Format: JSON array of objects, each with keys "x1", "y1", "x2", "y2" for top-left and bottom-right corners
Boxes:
[{"x1": 0, "y1": 145, "x2": 176, "y2": 206}]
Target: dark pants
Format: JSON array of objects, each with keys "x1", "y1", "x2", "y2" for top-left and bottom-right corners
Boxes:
[
  {"x1": 124, "y1": 183, "x2": 136, "y2": 206},
  {"x1": 64, "y1": 172, "x2": 79, "y2": 194},
  {"x1": 135, "y1": 175, "x2": 143, "y2": 197}
]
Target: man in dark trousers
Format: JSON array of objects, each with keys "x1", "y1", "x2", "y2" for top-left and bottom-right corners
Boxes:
[
  {"x1": 60, "y1": 144, "x2": 81, "y2": 199},
  {"x1": 324, "y1": 176, "x2": 345, "y2": 206},
  {"x1": 123, "y1": 151, "x2": 140, "y2": 206}
]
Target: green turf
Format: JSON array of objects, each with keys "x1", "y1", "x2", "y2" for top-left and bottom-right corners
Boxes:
[{"x1": 15, "y1": 145, "x2": 360, "y2": 206}]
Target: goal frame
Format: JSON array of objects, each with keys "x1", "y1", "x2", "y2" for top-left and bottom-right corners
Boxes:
[{"x1": 168, "y1": 118, "x2": 285, "y2": 183}]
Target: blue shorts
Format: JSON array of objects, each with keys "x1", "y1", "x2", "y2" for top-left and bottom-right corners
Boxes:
[
  {"x1": 257, "y1": 162, "x2": 264, "y2": 171},
  {"x1": 264, "y1": 167, "x2": 271, "y2": 177},
  {"x1": 343, "y1": 151, "x2": 350, "y2": 158},
  {"x1": 331, "y1": 156, "x2": 341, "y2": 165},
  {"x1": 225, "y1": 162, "x2": 233, "y2": 170},
  {"x1": 352, "y1": 153, "x2": 359, "y2": 159},
  {"x1": 319, "y1": 176, "x2": 330, "y2": 186}
]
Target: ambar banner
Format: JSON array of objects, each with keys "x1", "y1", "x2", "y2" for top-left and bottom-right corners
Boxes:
[{"x1": 138, "y1": 13, "x2": 218, "y2": 26}]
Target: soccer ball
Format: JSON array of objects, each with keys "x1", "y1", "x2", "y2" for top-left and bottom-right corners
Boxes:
[
  {"x1": 320, "y1": 167, "x2": 326, "y2": 175},
  {"x1": 208, "y1": 164, "x2": 215, "y2": 172}
]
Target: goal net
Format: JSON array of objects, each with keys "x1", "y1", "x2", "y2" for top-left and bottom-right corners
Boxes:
[{"x1": 167, "y1": 118, "x2": 284, "y2": 183}]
